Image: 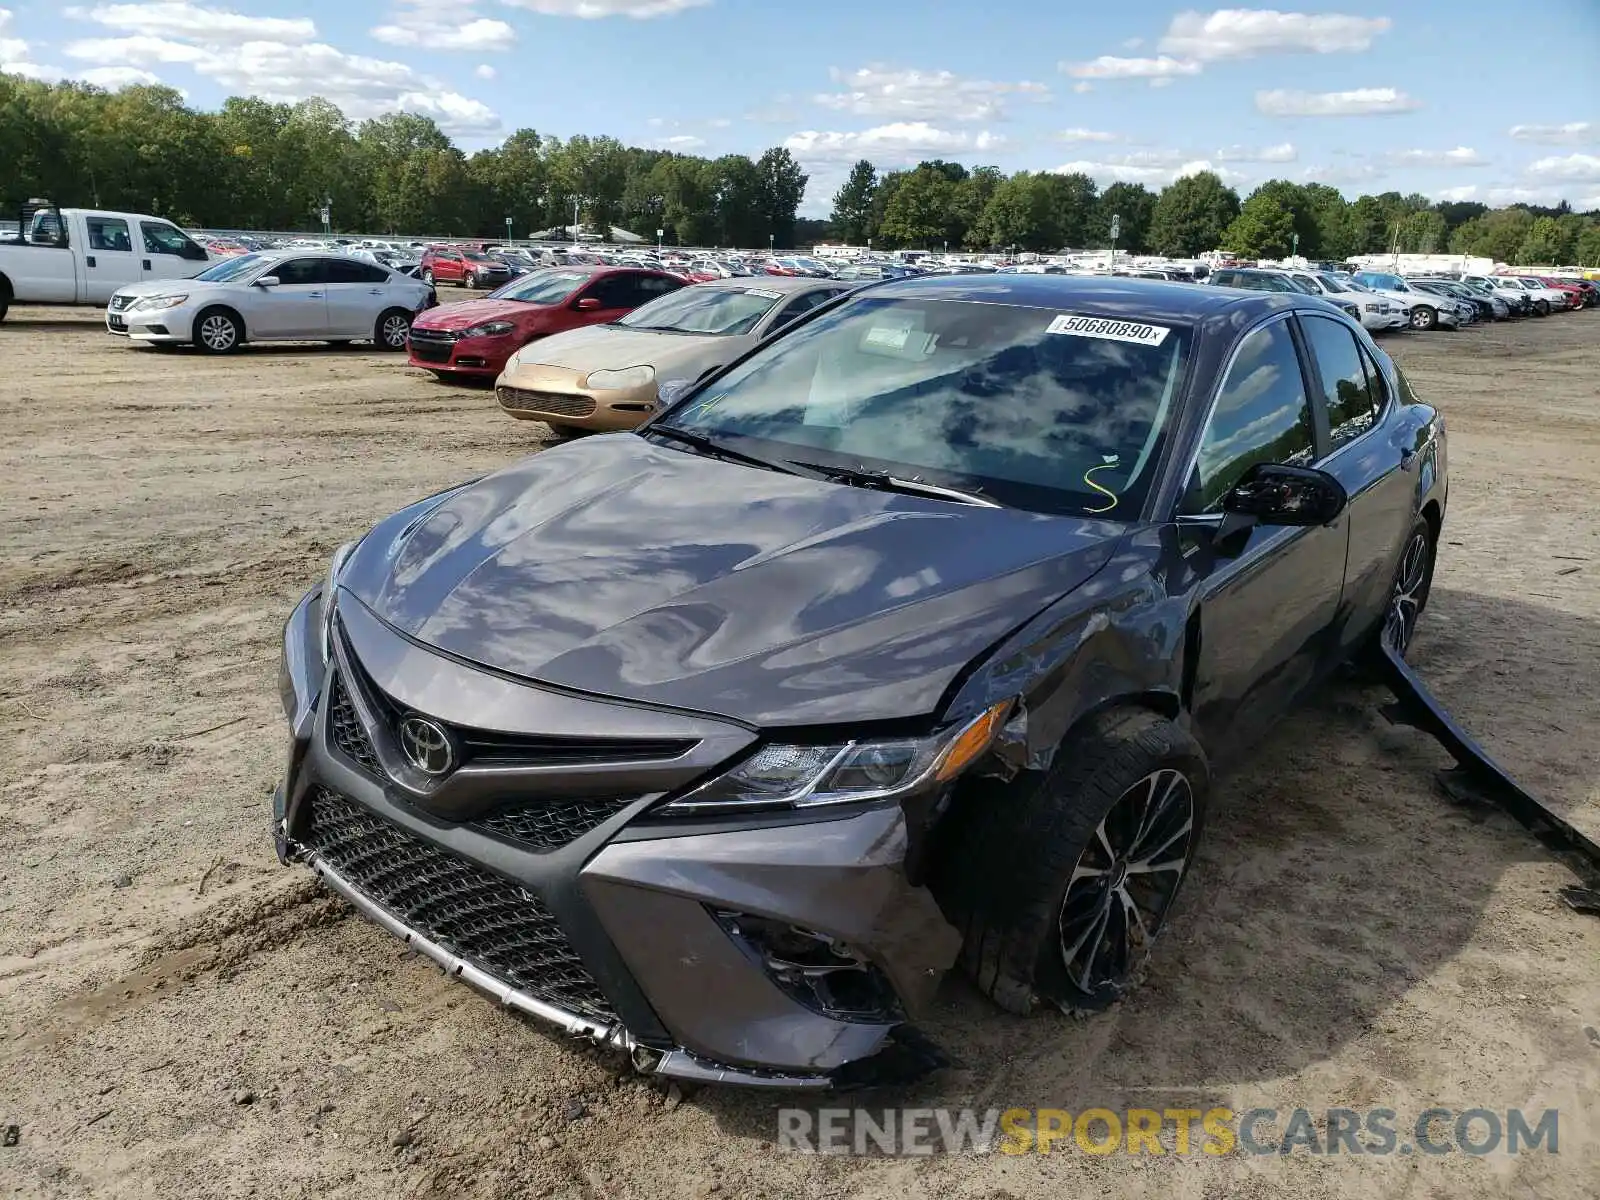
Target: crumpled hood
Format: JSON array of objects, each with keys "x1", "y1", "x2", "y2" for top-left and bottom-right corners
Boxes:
[
  {"x1": 414, "y1": 298, "x2": 540, "y2": 330},
  {"x1": 510, "y1": 325, "x2": 726, "y2": 375},
  {"x1": 340, "y1": 435, "x2": 1123, "y2": 727}
]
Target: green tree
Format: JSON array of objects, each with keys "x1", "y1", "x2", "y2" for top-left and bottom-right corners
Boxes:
[
  {"x1": 1096, "y1": 182, "x2": 1156, "y2": 253},
  {"x1": 1397, "y1": 209, "x2": 1447, "y2": 254},
  {"x1": 1576, "y1": 223, "x2": 1600, "y2": 267},
  {"x1": 1224, "y1": 191, "x2": 1297, "y2": 258},
  {"x1": 754, "y1": 146, "x2": 807, "y2": 249},
  {"x1": 1346, "y1": 195, "x2": 1390, "y2": 254},
  {"x1": 1036, "y1": 171, "x2": 1098, "y2": 249},
  {"x1": 1148, "y1": 171, "x2": 1240, "y2": 256},
  {"x1": 1516, "y1": 216, "x2": 1564, "y2": 265},
  {"x1": 830, "y1": 159, "x2": 877, "y2": 244},
  {"x1": 954, "y1": 166, "x2": 1002, "y2": 249},
  {"x1": 878, "y1": 163, "x2": 960, "y2": 248},
  {"x1": 1449, "y1": 207, "x2": 1535, "y2": 262}
]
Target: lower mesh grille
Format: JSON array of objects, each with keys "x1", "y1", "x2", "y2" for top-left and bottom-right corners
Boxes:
[
  {"x1": 471, "y1": 796, "x2": 638, "y2": 850},
  {"x1": 303, "y1": 789, "x2": 618, "y2": 1023},
  {"x1": 328, "y1": 673, "x2": 381, "y2": 776},
  {"x1": 497, "y1": 387, "x2": 597, "y2": 418}
]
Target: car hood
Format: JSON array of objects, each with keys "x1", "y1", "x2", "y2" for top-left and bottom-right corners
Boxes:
[
  {"x1": 509, "y1": 325, "x2": 732, "y2": 375},
  {"x1": 111, "y1": 277, "x2": 224, "y2": 299},
  {"x1": 339, "y1": 435, "x2": 1123, "y2": 727},
  {"x1": 414, "y1": 298, "x2": 539, "y2": 330}
]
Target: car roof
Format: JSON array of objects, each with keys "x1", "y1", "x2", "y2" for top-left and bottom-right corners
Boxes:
[
  {"x1": 690, "y1": 276, "x2": 832, "y2": 294},
  {"x1": 864, "y1": 272, "x2": 1278, "y2": 324}
]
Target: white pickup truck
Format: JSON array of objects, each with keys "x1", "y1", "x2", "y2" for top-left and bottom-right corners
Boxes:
[{"x1": 0, "y1": 201, "x2": 216, "y2": 322}]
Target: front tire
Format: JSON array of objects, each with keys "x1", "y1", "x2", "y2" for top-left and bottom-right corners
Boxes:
[
  {"x1": 936, "y1": 709, "x2": 1208, "y2": 1015},
  {"x1": 375, "y1": 308, "x2": 412, "y2": 351},
  {"x1": 1534, "y1": 299, "x2": 1550, "y2": 316},
  {"x1": 193, "y1": 308, "x2": 242, "y2": 354},
  {"x1": 1409, "y1": 305, "x2": 1437, "y2": 331}
]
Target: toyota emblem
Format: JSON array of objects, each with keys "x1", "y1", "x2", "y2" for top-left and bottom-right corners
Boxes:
[{"x1": 398, "y1": 714, "x2": 456, "y2": 777}]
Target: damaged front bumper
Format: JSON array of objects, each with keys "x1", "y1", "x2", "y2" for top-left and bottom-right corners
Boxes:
[{"x1": 274, "y1": 585, "x2": 961, "y2": 1088}]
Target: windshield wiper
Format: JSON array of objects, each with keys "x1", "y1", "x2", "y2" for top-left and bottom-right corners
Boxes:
[
  {"x1": 786, "y1": 461, "x2": 1001, "y2": 508},
  {"x1": 643, "y1": 425, "x2": 806, "y2": 477}
]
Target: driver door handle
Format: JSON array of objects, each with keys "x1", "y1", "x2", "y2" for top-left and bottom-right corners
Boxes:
[{"x1": 307, "y1": 291, "x2": 325, "y2": 298}]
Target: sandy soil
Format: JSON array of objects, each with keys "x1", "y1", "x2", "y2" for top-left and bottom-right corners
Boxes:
[{"x1": 1, "y1": 303, "x2": 1597, "y2": 1199}]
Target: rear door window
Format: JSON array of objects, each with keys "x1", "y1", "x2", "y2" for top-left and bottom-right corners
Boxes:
[
  {"x1": 87, "y1": 216, "x2": 133, "y2": 253},
  {"x1": 1299, "y1": 314, "x2": 1381, "y2": 452},
  {"x1": 274, "y1": 259, "x2": 329, "y2": 286},
  {"x1": 327, "y1": 259, "x2": 390, "y2": 284}
]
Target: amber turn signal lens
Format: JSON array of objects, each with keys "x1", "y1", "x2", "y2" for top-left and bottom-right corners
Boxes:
[{"x1": 933, "y1": 700, "x2": 1010, "y2": 782}]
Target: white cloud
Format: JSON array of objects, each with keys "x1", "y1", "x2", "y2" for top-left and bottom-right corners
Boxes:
[
  {"x1": 708, "y1": 117, "x2": 731, "y2": 128},
  {"x1": 497, "y1": 0, "x2": 708, "y2": 16},
  {"x1": 1063, "y1": 54, "x2": 1201, "y2": 80},
  {"x1": 79, "y1": 64, "x2": 161, "y2": 86},
  {"x1": 2, "y1": 61, "x2": 61, "y2": 80},
  {"x1": 1255, "y1": 87, "x2": 1420, "y2": 116},
  {"x1": 1054, "y1": 154, "x2": 1247, "y2": 187},
  {"x1": 1071, "y1": 80, "x2": 1093, "y2": 94},
  {"x1": 1508, "y1": 122, "x2": 1596, "y2": 146},
  {"x1": 58, "y1": 2, "x2": 503, "y2": 137},
  {"x1": 0, "y1": 6, "x2": 25, "y2": 61},
  {"x1": 1216, "y1": 142, "x2": 1296, "y2": 162},
  {"x1": 1300, "y1": 161, "x2": 1383, "y2": 185},
  {"x1": 813, "y1": 64, "x2": 1049, "y2": 123},
  {"x1": 1387, "y1": 146, "x2": 1486, "y2": 168},
  {"x1": 474, "y1": 63, "x2": 496, "y2": 79},
  {"x1": 1058, "y1": 127, "x2": 1119, "y2": 143},
  {"x1": 1430, "y1": 182, "x2": 1600, "y2": 210},
  {"x1": 1159, "y1": 8, "x2": 1391, "y2": 61},
  {"x1": 656, "y1": 134, "x2": 705, "y2": 149},
  {"x1": 373, "y1": 3, "x2": 515, "y2": 51},
  {"x1": 1122, "y1": 36, "x2": 1144, "y2": 49},
  {"x1": 1526, "y1": 153, "x2": 1600, "y2": 183},
  {"x1": 82, "y1": 2, "x2": 315, "y2": 44},
  {"x1": 783, "y1": 121, "x2": 1003, "y2": 163}
]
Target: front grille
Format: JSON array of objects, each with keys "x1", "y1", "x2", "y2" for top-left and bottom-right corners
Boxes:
[
  {"x1": 497, "y1": 387, "x2": 597, "y2": 418},
  {"x1": 409, "y1": 340, "x2": 453, "y2": 363},
  {"x1": 471, "y1": 796, "x2": 638, "y2": 850},
  {"x1": 328, "y1": 672, "x2": 381, "y2": 776},
  {"x1": 408, "y1": 327, "x2": 461, "y2": 344},
  {"x1": 303, "y1": 788, "x2": 618, "y2": 1022}
]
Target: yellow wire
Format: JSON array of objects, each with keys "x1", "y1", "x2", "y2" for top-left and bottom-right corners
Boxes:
[{"x1": 1083, "y1": 462, "x2": 1120, "y2": 514}]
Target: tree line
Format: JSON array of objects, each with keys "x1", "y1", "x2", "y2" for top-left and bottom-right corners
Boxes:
[
  {"x1": 0, "y1": 75, "x2": 810, "y2": 247},
  {"x1": 4, "y1": 71, "x2": 1596, "y2": 264},
  {"x1": 830, "y1": 159, "x2": 1600, "y2": 265}
]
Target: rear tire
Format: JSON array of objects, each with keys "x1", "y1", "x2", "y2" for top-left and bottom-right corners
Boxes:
[
  {"x1": 1378, "y1": 517, "x2": 1435, "y2": 659},
  {"x1": 466, "y1": 272, "x2": 480, "y2": 290},
  {"x1": 934, "y1": 709, "x2": 1209, "y2": 1015},
  {"x1": 421, "y1": 269, "x2": 434, "y2": 286},
  {"x1": 375, "y1": 308, "x2": 412, "y2": 351},
  {"x1": 193, "y1": 308, "x2": 242, "y2": 354}
]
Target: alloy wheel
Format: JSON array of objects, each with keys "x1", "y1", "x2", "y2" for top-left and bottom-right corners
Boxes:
[
  {"x1": 1058, "y1": 768, "x2": 1195, "y2": 995},
  {"x1": 381, "y1": 314, "x2": 410, "y2": 348},
  {"x1": 199, "y1": 314, "x2": 237, "y2": 351},
  {"x1": 1384, "y1": 529, "x2": 1431, "y2": 656},
  {"x1": 1410, "y1": 306, "x2": 1436, "y2": 331}
]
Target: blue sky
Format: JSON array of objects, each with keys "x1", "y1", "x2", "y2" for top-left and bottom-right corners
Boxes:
[{"x1": 3, "y1": 1, "x2": 1597, "y2": 215}]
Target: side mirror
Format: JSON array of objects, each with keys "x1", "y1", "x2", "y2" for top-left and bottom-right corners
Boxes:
[
  {"x1": 574, "y1": 297, "x2": 602, "y2": 311},
  {"x1": 1220, "y1": 463, "x2": 1348, "y2": 532},
  {"x1": 255, "y1": 275, "x2": 280, "y2": 288}
]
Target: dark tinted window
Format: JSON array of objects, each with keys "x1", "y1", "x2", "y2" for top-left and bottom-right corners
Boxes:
[
  {"x1": 1300, "y1": 315, "x2": 1380, "y2": 451},
  {"x1": 142, "y1": 221, "x2": 201, "y2": 258},
  {"x1": 274, "y1": 258, "x2": 328, "y2": 286},
  {"x1": 1188, "y1": 320, "x2": 1315, "y2": 512},
  {"x1": 769, "y1": 288, "x2": 834, "y2": 329},
  {"x1": 326, "y1": 258, "x2": 390, "y2": 284},
  {"x1": 587, "y1": 272, "x2": 679, "y2": 308},
  {"x1": 87, "y1": 216, "x2": 132, "y2": 252}
]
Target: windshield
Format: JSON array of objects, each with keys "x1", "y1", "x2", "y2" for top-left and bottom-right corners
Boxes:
[
  {"x1": 195, "y1": 254, "x2": 269, "y2": 283},
  {"x1": 654, "y1": 296, "x2": 1191, "y2": 518},
  {"x1": 488, "y1": 270, "x2": 589, "y2": 304},
  {"x1": 618, "y1": 286, "x2": 783, "y2": 335},
  {"x1": 1315, "y1": 273, "x2": 1347, "y2": 293}
]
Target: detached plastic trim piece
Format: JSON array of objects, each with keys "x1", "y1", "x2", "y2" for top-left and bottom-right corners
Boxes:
[{"x1": 1378, "y1": 637, "x2": 1600, "y2": 907}]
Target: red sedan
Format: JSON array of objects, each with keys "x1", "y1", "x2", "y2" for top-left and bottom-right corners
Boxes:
[{"x1": 407, "y1": 266, "x2": 684, "y2": 379}]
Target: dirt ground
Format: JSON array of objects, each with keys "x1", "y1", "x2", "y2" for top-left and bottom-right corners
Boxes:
[{"x1": 1, "y1": 302, "x2": 1597, "y2": 1200}]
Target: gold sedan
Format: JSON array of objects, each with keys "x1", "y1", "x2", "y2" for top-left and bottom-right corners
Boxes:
[{"x1": 495, "y1": 277, "x2": 848, "y2": 435}]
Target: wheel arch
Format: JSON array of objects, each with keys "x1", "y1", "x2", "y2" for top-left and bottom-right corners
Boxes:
[{"x1": 194, "y1": 302, "x2": 247, "y2": 341}]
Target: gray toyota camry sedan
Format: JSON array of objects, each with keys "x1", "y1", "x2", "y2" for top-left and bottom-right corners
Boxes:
[{"x1": 276, "y1": 274, "x2": 1447, "y2": 1087}]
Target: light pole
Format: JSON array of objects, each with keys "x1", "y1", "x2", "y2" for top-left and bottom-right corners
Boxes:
[
  {"x1": 769, "y1": 232, "x2": 775, "y2": 256},
  {"x1": 505, "y1": 215, "x2": 513, "y2": 246},
  {"x1": 320, "y1": 196, "x2": 332, "y2": 237},
  {"x1": 572, "y1": 197, "x2": 580, "y2": 247}
]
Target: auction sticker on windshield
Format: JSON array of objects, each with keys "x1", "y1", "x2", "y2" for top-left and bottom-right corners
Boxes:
[{"x1": 1046, "y1": 314, "x2": 1171, "y2": 346}]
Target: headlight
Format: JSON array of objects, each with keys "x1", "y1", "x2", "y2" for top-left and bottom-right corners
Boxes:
[
  {"x1": 462, "y1": 321, "x2": 515, "y2": 338},
  {"x1": 133, "y1": 294, "x2": 188, "y2": 311},
  {"x1": 659, "y1": 701, "x2": 1010, "y2": 815},
  {"x1": 586, "y1": 365, "x2": 656, "y2": 391},
  {"x1": 319, "y1": 540, "x2": 357, "y2": 663},
  {"x1": 1362, "y1": 303, "x2": 1382, "y2": 312}
]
